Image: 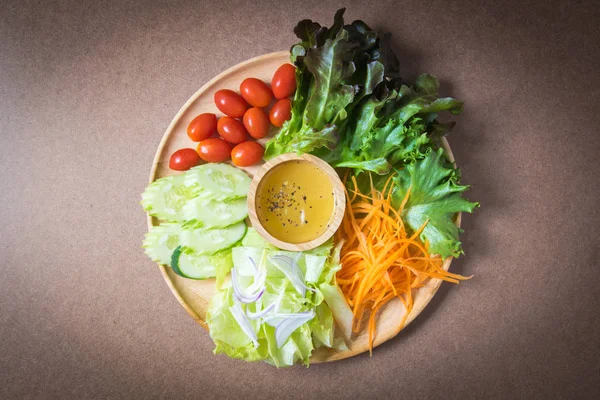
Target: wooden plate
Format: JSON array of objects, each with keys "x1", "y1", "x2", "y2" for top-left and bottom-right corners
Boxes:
[{"x1": 147, "y1": 51, "x2": 459, "y2": 363}]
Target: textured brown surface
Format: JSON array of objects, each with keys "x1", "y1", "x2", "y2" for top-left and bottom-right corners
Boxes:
[{"x1": 1, "y1": 0, "x2": 599, "y2": 398}]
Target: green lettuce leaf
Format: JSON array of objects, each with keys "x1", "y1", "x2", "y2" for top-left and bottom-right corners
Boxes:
[
  {"x1": 266, "y1": 29, "x2": 356, "y2": 158},
  {"x1": 265, "y1": 9, "x2": 393, "y2": 160},
  {"x1": 320, "y1": 283, "x2": 353, "y2": 340},
  {"x1": 206, "y1": 242, "x2": 350, "y2": 367},
  {"x1": 303, "y1": 29, "x2": 357, "y2": 129},
  {"x1": 207, "y1": 287, "x2": 267, "y2": 362},
  {"x1": 310, "y1": 302, "x2": 335, "y2": 348},
  {"x1": 263, "y1": 323, "x2": 314, "y2": 367},
  {"x1": 392, "y1": 148, "x2": 479, "y2": 258},
  {"x1": 385, "y1": 75, "x2": 463, "y2": 124}
]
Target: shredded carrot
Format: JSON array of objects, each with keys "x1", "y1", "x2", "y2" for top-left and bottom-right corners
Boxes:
[{"x1": 336, "y1": 172, "x2": 470, "y2": 354}]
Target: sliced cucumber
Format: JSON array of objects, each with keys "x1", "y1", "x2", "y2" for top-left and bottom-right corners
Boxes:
[
  {"x1": 180, "y1": 221, "x2": 247, "y2": 255},
  {"x1": 141, "y1": 174, "x2": 201, "y2": 221},
  {"x1": 170, "y1": 246, "x2": 215, "y2": 279},
  {"x1": 181, "y1": 197, "x2": 248, "y2": 229},
  {"x1": 143, "y1": 223, "x2": 182, "y2": 266},
  {"x1": 184, "y1": 163, "x2": 251, "y2": 201},
  {"x1": 170, "y1": 246, "x2": 186, "y2": 276},
  {"x1": 171, "y1": 246, "x2": 234, "y2": 280}
]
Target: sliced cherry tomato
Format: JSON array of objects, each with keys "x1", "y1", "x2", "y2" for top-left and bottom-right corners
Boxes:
[
  {"x1": 196, "y1": 138, "x2": 232, "y2": 162},
  {"x1": 169, "y1": 148, "x2": 201, "y2": 171},
  {"x1": 231, "y1": 141, "x2": 264, "y2": 167},
  {"x1": 187, "y1": 113, "x2": 217, "y2": 142},
  {"x1": 269, "y1": 98, "x2": 292, "y2": 127},
  {"x1": 243, "y1": 107, "x2": 270, "y2": 139},
  {"x1": 271, "y1": 64, "x2": 297, "y2": 99},
  {"x1": 240, "y1": 78, "x2": 273, "y2": 108},
  {"x1": 217, "y1": 117, "x2": 248, "y2": 144},
  {"x1": 214, "y1": 89, "x2": 248, "y2": 118}
]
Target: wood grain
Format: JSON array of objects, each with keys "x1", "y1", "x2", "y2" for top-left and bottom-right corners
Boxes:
[
  {"x1": 147, "y1": 51, "x2": 460, "y2": 363},
  {"x1": 247, "y1": 153, "x2": 346, "y2": 251}
]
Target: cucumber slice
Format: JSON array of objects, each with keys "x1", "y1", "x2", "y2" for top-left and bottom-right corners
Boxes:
[
  {"x1": 143, "y1": 223, "x2": 182, "y2": 266},
  {"x1": 181, "y1": 197, "x2": 248, "y2": 229},
  {"x1": 141, "y1": 174, "x2": 201, "y2": 221},
  {"x1": 170, "y1": 246, "x2": 186, "y2": 276},
  {"x1": 171, "y1": 246, "x2": 234, "y2": 281},
  {"x1": 180, "y1": 221, "x2": 247, "y2": 255},
  {"x1": 185, "y1": 163, "x2": 251, "y2": 200},
  {"x1": 171, "y1": 246, "x2": 217, "y2": 279}
]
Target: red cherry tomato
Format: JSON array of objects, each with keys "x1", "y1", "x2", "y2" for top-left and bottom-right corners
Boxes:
[
  {"x1": 187, "y1": 113, "x2": 217, "y2": 142},
  {"x1": 217, "y1": 117, "x2": 248, "y2": 144},
  {"x1": 240, "y1": 78, "x2": 273, "y2": 108},
  {"x1": 269, "y1": 98, "x2": 292, "y2": 127},
  {"x1": 243, "y1": 107, "x2": 270, "y2": 139},
  {"x1": 196, "y1": 138, "x2": 232, "y2": 162},
  {"x1": 231, "y1": 141, "x2": 265, "y2": 167},
  {"x1": 214, "y1": 89, "x2": 248, "y2": 118},
  {"x1": 169, "y1": 148, "x2": 201, "y2": 171},
  {"x1": 271, "y1": 64, "x2": 297, "y2": 99}
]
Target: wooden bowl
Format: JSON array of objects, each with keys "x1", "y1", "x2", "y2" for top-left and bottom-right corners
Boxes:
[
  {"x1": 147, "y1": 51, "x2": 460, "y2": 362},
  {"x1": 247, "y1": 153, "x2": 346, "y2": 251}
]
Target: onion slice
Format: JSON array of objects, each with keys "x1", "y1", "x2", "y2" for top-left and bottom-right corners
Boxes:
[
  {"x1": 231, "y1": 267, "x2": 265, "y2": 304},
  {"x1": 269, "y1": 254, "x2": 315, "y2": 296},
  {"x1": 229, "y1": 300, "x2": 259, "y2": 347},
  {"x1": 275, "y1": 310, "x2": 316, "y2": 348},
  {"x1": 245, "y1": 257, "x2": 266, "y2": 293},
  {"x1": 245, "y1": 302, "x2": 276, "y2": 320}
]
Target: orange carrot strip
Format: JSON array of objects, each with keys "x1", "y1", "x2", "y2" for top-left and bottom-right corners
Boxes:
[{"x1": 335, "y1": 175, "x2": 469, "y2": 351}]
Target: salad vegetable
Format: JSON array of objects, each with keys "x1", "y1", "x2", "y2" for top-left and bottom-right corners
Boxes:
[
  {"x1": 142, "y1": 163, "x2": 250, "y2": 280},
  {"x1": 243, "y1": 107, "x2": 270, "y2": 139},
  {"x1": 206, "y1": 229, "x2": 348, "y2": 366},
  {"x1": 240, "y1": 77, "x2": 274, "y2": 108},
  {"x1": 266, "y1": 8, "x2": 477, "y2": 256},
  {"x1": 187, "y1": 113, "x2": 217, "y2": 142},
  {"x1": 392, "y1": 148, "x2": 478, "y2": 258},
  {"x1": 171, "y1": 51, "x2": 295, "y2": 168},
  {"x1": 271, "y1": 63, "x2": 297, "y2": 99},
  {"x1": 142, "y1": 8, "x2": 479, "y2": 365},
  {"x1": 217, "y1": 116, "x2": 248, "y2": 145},
  {"x1": 265, "y1": 9, "x2": 462, "y2": 177},
  {"x1": 231, "y1": 141, "x2": 265, "y2": 167},
  {"x1": 196, "y1": 138, "x2": 232, "y2": 163},
  {"x1": 214, "y1": 89, "x2": 249, "y2": 118},
  {"x1": 269, "y1": 98, "x2": 292, "y2": 128},
  {"x1": 336, "y1": 172, "x2": 470, "y2": 352},
  {"x1": 169, "y1": 148, "x2": 201, "y2": 171}
]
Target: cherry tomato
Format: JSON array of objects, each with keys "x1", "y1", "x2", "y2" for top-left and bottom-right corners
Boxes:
[
  {"x1": 269, "y1": 98, "x2": 292, "y2": 127},
  {"x1": 196, "y1": 138, "x2": 232, "y2": 162},
  {"x1": 169, "y1": 148, "x2": 201, "y2": 171},
  {"x1": 231, "y1": 141, "x2": 265, "y2": 167},
  {"x1": 217, "y1": 116, "x2": 248, "y2": 144},
  {"x1": 187, "y1": 113, "x2": 217, "y2": 142},
  {"x1": 240, "y1": 78, "x2": 273, "y2": 108},
  {"x1": 214, "y1": 89, "x2": 248, "y2": 118},
  {"x1": 271, "y1": 64, "x2": 297, "y2": 99},
  {"x1": 243, "y1": 107, "x2": 270, "y2": 139}
]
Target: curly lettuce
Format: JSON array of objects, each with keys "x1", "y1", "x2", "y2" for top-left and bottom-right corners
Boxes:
[
  {"x1": 392, "y1": 149, "x2": 479, "y2": 258},
  {"x1": 264, "y1": 9, "x2": 476, "y2": 257}
]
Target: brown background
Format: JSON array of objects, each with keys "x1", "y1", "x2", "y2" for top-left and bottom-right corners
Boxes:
[{"x1": 1, "y1": 0, "x2": 599, "y2": 398}]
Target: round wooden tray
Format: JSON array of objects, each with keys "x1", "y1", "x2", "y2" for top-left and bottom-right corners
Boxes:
[{"x1": 147, "y1": 51, "x2": 459, "y2": 363}]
